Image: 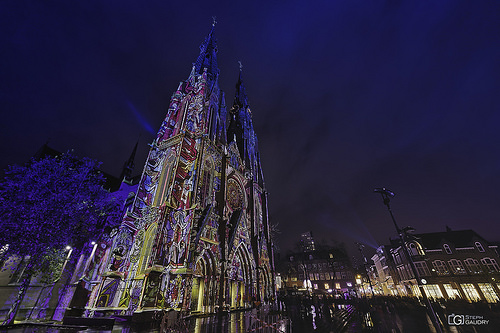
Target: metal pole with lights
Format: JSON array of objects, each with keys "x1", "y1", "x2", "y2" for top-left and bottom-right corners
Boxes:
[
  {"x1": 356, "y1": 242, "x2": 375, "y2": 296},
  {"x1": 374, "y1": 188, "x2": 443, "y2": 333},
  {"x1": 356, "y1": 274, "x2": 365, "y2": 297}
]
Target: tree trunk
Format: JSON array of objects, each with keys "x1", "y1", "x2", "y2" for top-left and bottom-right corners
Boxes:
[{"x1": 2, "y1": 272, "x2": 32, "y2": 325}]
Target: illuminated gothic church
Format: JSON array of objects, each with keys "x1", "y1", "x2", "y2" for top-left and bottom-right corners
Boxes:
[{"x1": 85, "y1": 24, "x2": 275, "y2": 317}]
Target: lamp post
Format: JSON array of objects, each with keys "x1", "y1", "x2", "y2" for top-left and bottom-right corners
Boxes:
[
  {"x1": 356, "y1": 275, "x2": 365, "y2": 297},
  {"x1": 356, "y1": 242, "x2": 375, "y2": 297},
  {"x1": 374, "y1": 188, "x2": 443, "y2": 333}
]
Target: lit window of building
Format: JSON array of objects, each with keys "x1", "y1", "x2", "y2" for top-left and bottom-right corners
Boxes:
[
  {"x1": 324, "y1": 283, "x2": 329, "y2": 289},
  {"x1": 313, "y1": 284, "x2": 318, "y2": 289},
  {"x1": 423, "y1": 284, "x2": 443, "y2": 298},
  {"x1": 460, "y1": 283, "x2": 481, "y2": 302},
  {"x1": 411, "y1": 285, "x2": 422, "y2": 297},
  {"x1": 443, "y1": 284, "x2": 460, "y2": 299},
  {"x1": 335, "y1": 283, "x2": 341, "y2": 289},
  {"x1": 477, "y1": 283, "x2": 499, "y2": 303},
  {"x1": 300, "y1": 231, "x2": 315, "y2": 252},
  {"x1": 464, "y1": 258, "x2": 482, "y2": 274},
  {"x1": 475, "y1": 242, "x2": 485, "y2": 252},
  {"x1": 448, "y1": 259, "x2": 466, "y2": 274},
  {"x1": 481, "y1": 258, "x2": 500, "y2": 272}
]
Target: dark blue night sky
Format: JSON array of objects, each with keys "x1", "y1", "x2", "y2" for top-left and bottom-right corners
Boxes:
[{"x1": 1, "y1": 1, "x2": 499, "y2": 257}]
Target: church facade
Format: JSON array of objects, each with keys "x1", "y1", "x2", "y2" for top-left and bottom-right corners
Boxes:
[{"x1": 85, "y1": 25, "x2": 275, "y2": 318}]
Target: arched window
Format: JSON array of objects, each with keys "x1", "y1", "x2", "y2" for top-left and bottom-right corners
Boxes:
[
  {"x1": 432, "y1": 260, "x2": 449, "y2": 275},
  {"x1": 464, "y1": 258, "x2": 482, "y2": 274},
  {"x1": 408, "y1": 242, "x2": 424, "y2": 256},
  {"x1": 199, "y1": 159, "x2": 214, "y2": 206},
  {"x1": 408, "y1": 243, "x2": 418, "y2": 256},
  {"x1": 481, "y1": 257, "x2": 500, "y2": 272},
  {"x1": 153, "y1": 154, "x2": 176, "y2": 207},
  {"x1": 448, "y1": 259, "x2": 466, "y2": 274},
  {"x1": 137, "y1": 223, "x2": 158, "y2": 274},
  {"x1": 443, "y1": 244, "x2": 452, "y2": 254},
  {"x1": 475, "y1": 242, "x2": 485, "y2": 253}
]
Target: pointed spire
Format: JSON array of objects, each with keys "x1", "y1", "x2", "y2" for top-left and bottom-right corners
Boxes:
[
  {"x1": 193, "y1": 19, "x2": 220, "y2": 81},
  {"x1": 233, "y1": 61, "x2": 249, "y2": 110},
  {"x1": 227, "y1": 63, "x2": 258, "y2": 171},
  {"x1": 120, "y1": 140, "x2": 138, "y2": 182}
]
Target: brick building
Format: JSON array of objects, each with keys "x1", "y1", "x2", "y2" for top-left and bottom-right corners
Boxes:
[{"x1": 370, "y1": 227, "x2": 500, "y2": 302}]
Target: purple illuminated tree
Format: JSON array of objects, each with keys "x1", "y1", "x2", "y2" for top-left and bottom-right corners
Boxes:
[{"x1": 0, "y1": 152, "x2": 121, "y2": 325}]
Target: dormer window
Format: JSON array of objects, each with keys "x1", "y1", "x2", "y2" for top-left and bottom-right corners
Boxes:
[
  {"x1": 409, "y1": 243, "x2": 418, "y2": 256},
  {"x1": 443, "y1": 244, "x2": 452, "y2": 254},
  {"x1": 408, "y1": 242, "x2": 425, "y2": 255},
  {"x1": 475, "y1": 242, "x2": 485, "y2": 253}
]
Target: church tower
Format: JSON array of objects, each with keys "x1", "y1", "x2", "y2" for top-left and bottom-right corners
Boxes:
[{"x1": 85, "y1": 23, "x2": 275, "y2": 318}]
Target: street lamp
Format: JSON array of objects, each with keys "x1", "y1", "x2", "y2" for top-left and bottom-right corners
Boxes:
[
  {"x1": 374, "y1": 188, "x2": 443, "y2": 333},
  {"x1": 356, "y1": 274, "x2": 364, "y2": 297},
  {"x1": 356, "y1": 242, "x2": 375, "y2": 296}
]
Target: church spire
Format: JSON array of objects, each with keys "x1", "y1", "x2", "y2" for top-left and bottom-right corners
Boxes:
[
  {"x1": 120, "y1": 140, "x2": 138, "y2": 182},
  {"x1": 193, "y1": 18, "x2": 219, "y2": 81},
  {"x1": 234, "y1": 61, "x2": 249, "y2": 110},
  {"x1": 227, "y1": 63, "x2": 259, "y2": 174}
]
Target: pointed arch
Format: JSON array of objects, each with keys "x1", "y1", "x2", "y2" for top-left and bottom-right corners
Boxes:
[
  {"x1": 191, "y1": 246, "x2": 218, "y2": 313},
  {"x1": 153, "y1": 153, "x2": 177, "y2": 207},
  {"x1": 196, "y1": 245, "x2": 218, "y2": 277},
  {"x1": 259, "y1": 264, "x2": 273, "y2": 300},
  {"x1": 408, "y1": 242, "x2": 425, "y2": 256},
  {"x1": 234, "y1": 242, "x2": 254, "y2": 284},
  {"x1": 199, "y1": 157, "x2": 215, "y2": 207},
  {"x1": 137, "y1": 222, "x2": 158, "y2": 274}
]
